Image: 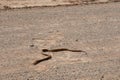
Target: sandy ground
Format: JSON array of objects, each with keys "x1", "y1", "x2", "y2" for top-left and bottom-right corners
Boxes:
[
  {"x1": 0, "y1": 2, "x2": 120, "y2": 80},
  {"x1": 0, "y1": 0, "x2": 120, "y2": 9}
]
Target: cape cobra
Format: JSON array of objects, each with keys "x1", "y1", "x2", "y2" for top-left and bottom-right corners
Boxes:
[{"x1": 33, "y1": 48, "x2": 87, "y2": 65}]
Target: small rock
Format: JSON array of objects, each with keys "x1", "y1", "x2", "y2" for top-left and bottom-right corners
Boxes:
[{"x1": 30, "y1": 44, "x2": 35, "y2": 47}]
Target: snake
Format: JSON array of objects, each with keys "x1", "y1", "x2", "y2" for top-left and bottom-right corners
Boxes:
[{"x1": 33, "y1": 48, "x2": 87, "y2": 65}]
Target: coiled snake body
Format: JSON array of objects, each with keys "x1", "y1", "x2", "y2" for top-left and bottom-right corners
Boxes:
[{"x1": 33, "y1": 48, "x2": 87, "y2": 65}]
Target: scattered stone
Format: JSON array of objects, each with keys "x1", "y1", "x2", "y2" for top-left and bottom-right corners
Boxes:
[{"x1": 30, "y1": 44, "x2": 35, "y2": 47}]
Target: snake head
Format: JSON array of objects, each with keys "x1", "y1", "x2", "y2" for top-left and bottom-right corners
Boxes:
[{"x1": 42, "y1": 49, "x2": 49, "y2": 52}]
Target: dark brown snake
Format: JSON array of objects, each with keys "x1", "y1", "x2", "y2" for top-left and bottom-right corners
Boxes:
[{"x1": 33, "y1": 48, "x2": 87, "y2": 65}]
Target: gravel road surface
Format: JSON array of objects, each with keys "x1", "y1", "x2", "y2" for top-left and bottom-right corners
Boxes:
[{"x1": 0, "y1": 2, "x2": 120, "y2": 80}]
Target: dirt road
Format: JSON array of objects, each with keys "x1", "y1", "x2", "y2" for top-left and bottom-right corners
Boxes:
[{"x1": 0, "y1": 2, "x2": 120, "y2": 80}]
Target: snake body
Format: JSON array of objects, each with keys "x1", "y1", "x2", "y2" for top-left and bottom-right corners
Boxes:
[
  {"x1": 33, "y1": 53, "x2": 52, "y2": 65},
  {"x1": 33, "y1": 48, "x2": 87, "y2": 65},
  {"x1": 42, "y1": 48, "x2": 86, "y2": 52}
]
